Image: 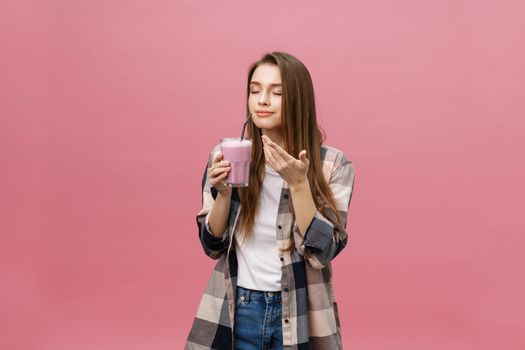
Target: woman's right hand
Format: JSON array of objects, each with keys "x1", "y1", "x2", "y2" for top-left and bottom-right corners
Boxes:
[{"x1": 209, "y1": 152, "x2": 232, "y2": 196}]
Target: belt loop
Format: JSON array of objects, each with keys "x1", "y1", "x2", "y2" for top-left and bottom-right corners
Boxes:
[{"x1": 245, "y1": 288, "x2": 251, "y2": 302}]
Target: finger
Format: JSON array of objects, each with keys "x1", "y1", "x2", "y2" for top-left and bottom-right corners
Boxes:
[
  {"x1": 211, "y1": 166, "x2": 230, "y2": 178},
  {"x1": 213, "y1": 174, "x2": 230, "y2": 191},
  {"x1": 213, "y1": 152, "x2": 223, "y2": 165},
  {"x1": 218, "y1": 172, "x2": 230, "y2": 187},
  {"x1": 299, "y1": 150, "x2": 308, "y2": 161},
  {"x1": 266, "y1": 144, "x2": 285, "y2": 169},
  {"x1": 212, "y1": 171, "x2": 229, "y2": 186},
  {"x1": 210, "y1": 160, "x2": 230, "y2": 173},
  {"x1": 262, "y1": 144, "x2": 272, "y2": 165},
  {"x1": 264, "y1": 145, "x2": 279, "y2": 170},
  {"x1": 267, "y1": 140, "x2": 295, "y2": 163},
  {"x1": 213, "y1": 160, "x2": 230, "y2": 170}
]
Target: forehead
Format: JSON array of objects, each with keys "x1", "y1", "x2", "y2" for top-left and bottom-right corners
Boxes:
[{"x1": 250, "y1": 64, "x2": 281, "y2": 85}]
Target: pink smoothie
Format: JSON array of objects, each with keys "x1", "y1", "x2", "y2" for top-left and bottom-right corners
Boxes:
[{"x1": 220, "y1": 138, "x2": 252, "y2": 186}]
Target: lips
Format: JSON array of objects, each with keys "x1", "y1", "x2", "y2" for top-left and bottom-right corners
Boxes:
[{"x1": 256, "y1": 111, "x2": 273, "y2": 117}]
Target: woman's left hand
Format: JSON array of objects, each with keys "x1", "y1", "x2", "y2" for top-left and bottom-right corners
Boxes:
[{"x1": 261, "y1": 135, "x2": 309, "y2": 188}]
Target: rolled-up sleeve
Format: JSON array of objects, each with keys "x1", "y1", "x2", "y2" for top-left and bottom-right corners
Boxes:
[
  {"x1": 293, "y1": 155, "x2": 355, "y2": 269},
  {"x1": 195, "y1": 146, "x2": 231, "y2": 260}
]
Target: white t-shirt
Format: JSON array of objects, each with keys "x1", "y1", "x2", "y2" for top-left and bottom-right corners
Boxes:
[{"x1": 235, "y1": 165, "x2": 283, "y2": 291}]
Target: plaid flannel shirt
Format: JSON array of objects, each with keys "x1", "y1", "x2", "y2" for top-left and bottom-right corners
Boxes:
[{"x1": 185, "y1": 142, "x2": 356, "y2": 350}]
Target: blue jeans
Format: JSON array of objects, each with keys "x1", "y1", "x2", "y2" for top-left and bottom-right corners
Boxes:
[{"x1": 234, "y1": 286, "x2": 283, "y2": 350}]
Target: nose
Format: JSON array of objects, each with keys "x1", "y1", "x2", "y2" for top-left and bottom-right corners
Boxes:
[{"x1": 258, "y1": 90, "x2": 270, "y2": 106}]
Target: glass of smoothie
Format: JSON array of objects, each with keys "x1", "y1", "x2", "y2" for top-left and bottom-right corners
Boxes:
[{"x1": 220, "y1": 137, "x2": 252, "y2": 187}]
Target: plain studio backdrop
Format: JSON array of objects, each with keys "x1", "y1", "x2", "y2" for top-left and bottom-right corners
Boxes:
[{"x1": 1, "y1": 1, "x2": 524, "y2": 349}]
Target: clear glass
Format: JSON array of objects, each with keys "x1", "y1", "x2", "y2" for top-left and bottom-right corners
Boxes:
[{"x1": 220, "y1": 137, "x2": 252, "y2": 187}]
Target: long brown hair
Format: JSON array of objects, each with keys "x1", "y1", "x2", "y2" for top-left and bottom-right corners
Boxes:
[{"x1": 237, "y1": 52, "x2": 344, "y2": 252}]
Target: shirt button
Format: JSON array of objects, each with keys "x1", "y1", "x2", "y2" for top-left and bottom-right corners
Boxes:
[
  {"x1": 280, "y1": 257, "x2": 284, "y2": 262},
  {"x1": 278, "y1": 225, "x2": 282, "y2": 229},
  {"x1": 283, "y1": 194, "x2": 288, "y2": 199},
  {"x1": 284, "y1": 319, "x2": 289, "y2": 323},
  {"x1": 284, "y1": 287, "x2": 289, "y2": 292}
]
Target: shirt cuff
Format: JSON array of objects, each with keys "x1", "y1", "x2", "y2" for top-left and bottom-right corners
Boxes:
[
  {"x1": 204, "y1": 213, "x2": 228, "y2": 242},
  {"x1": 302, "y1": 210, "x2": 335, "y2": 253}
]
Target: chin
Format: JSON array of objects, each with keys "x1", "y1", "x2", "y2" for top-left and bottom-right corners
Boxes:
[
  {"x1": 254, "y1": 123, "x2": 280, "y2": 131},
  {"x1": 253, "y1": 117, "x2": 280, "y2": 128}
]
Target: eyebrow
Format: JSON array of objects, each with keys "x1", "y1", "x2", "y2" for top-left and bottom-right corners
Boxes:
[{"x1": 250, "y1": 81, "x2": 282, "y2": 87}]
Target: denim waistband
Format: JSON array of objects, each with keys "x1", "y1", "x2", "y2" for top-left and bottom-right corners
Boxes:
[{"x1": 237, "y1": 286, "x2": 281, "y2": 303}]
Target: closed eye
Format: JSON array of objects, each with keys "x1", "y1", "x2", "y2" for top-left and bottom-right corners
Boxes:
[{"x1": 250, "y1": 91, "x2": 281, "y2": 95}]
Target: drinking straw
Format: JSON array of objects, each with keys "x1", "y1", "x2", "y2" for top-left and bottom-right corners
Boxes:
[{"x1": 240, "y1": 113, "x2": 252, "y2": 141}]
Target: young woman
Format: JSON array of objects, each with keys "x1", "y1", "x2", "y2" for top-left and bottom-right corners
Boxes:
[{"x1": 185, "y1": 52, "x2": 356, "y2": 350}]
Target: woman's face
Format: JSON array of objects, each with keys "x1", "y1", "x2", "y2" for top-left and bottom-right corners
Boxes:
[{"x1": 248, "y1": 64, "x2": 282, "y2": 131}]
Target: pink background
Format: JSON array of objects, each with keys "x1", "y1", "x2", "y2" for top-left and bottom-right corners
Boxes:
[{"x1": 1, "y1": 1, "x2": 524, "y2": 349}]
